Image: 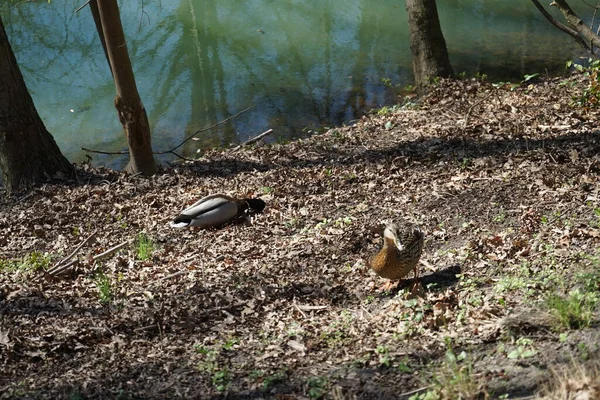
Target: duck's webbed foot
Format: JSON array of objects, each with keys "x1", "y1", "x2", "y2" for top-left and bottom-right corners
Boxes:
[{"x1": 408, "y1": 276, "x2": 424, "y2": 298}]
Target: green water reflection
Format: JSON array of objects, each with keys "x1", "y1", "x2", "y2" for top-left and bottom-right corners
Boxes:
[{"x1": 1, "y1": 0, "x2": 582, "y2": 168}]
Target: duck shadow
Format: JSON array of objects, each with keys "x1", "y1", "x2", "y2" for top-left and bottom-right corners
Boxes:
[{"x1": 395, "y1": 264, "x2": 462, "y2": 293}]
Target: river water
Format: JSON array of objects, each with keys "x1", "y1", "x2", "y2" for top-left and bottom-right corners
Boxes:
[{"x1": 2, "y1": 0, "x2": 583, "y2": 168}]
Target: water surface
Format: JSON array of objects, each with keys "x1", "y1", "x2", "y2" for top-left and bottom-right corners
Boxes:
[{"x1": 2, "y1": 0, "x2": 583, "y2": 168}]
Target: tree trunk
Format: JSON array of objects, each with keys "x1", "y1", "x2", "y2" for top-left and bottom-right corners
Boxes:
[
  {"x1": 92, "y1": 0, "x2": 158, "y2": 175},
  {"x1": 405, "y1": 0, "x2": 453, "y2": 95},
  {"x1": 0, "y1": 15, "x2": 73, "y2": 194}
]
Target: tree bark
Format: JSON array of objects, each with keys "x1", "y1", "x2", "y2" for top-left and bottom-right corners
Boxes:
[
  {"x1": 0, "y1": 15, "x2": 73, "y2": 194},
  {"x1": 529, "y1": 0, "x2": 590, "y2": 52},
  {"x1": 405, "y1": 0, "x2": 453, "y2": 95},
  {"x1": 550, "y1": 0, "x2": 600, "y2": 50},
  {"x1": 92, "y1": 0, "x2": 158, "y2": 175}
]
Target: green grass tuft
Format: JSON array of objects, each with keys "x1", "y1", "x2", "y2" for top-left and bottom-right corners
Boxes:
[
  {"x1": 94, "y1": 270, "x2": 113, "y2": 305},
  {"x1": 410, "y1": 346, "x2": 485, "y2": 400},
  {"x1": 545, "y1": 290, "x2": 598, "y2": 331},
  {"x1": 0, "y1": 251, "x2": 51, "y2": 273},
  {"x1": 135, "y1": 232, "x2": 155, "y2": 261}
]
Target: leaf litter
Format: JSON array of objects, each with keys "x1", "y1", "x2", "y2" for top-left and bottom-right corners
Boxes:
[{"x1": 1, "y1": 74, "x2": 600, "y2": 399}]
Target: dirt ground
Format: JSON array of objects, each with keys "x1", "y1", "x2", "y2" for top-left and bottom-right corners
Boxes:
[{"x1": 1, "y1": 74, "x2": 600, "y2": 399}]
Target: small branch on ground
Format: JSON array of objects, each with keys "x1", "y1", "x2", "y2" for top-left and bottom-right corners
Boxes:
[
  {"x1": 398, "y1": 385, "x2": 433, "y2": 398},
  {"x1": 419, "y1": 258, "x2": 437, "y2": 272},
  {"x1": 134, "y1": 324, "x2": 159, "y2": 332},
  {"x1": 462, "y1": 90, "x2": 495, "y2": 129},
  {"x1": 47, "y1": 259, "x2": 79, "y2": 277},
  {"x1": 161, "y1": 271, "x2": 186, "y2": 280},
  {"x1": 230, "y1": 129, "x2": 273, "y2": 152},
  {"x1": 49, "y1": 239, "x2": 131, "y2": 277},
  {"x1": 48, "y1": 231, "x2": 97, "y2": 275},
  {"x1": 293, "y1": 301, "x2": 308, "y2": 319},
  {"x1": 92, "y1": 240, "x2": 131, "y2": 262}
]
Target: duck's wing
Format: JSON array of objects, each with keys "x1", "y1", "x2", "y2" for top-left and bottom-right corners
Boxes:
[
  {"x1": 170, "y1": 195, "x2": 238, "y2": 228},
  {"x1": 178, "y1": 195, "x2": 231, "y2": 218},
  {"x1": 186, "y1": 201, "x2": 238, "y2": 227}
]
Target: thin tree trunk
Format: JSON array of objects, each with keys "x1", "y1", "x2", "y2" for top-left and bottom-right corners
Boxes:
[
  {"x1": 0, "y1": 15, "x2": 73, "y2": 194},
  {"x1": 405, "y1": 0, "x2": 453, "y2": 95},
  {"x1": 92, "y1": 0, "x2": 158, "y2": 175},
  {"x1": 529, "y1": 0, "x2": 590, "y2": 52},
  {"x1": 551, "y1": 0, "x2": 600, "y2": 49}
]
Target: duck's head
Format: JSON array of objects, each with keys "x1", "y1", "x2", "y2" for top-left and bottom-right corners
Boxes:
[
  {"x1": 243, "y1": 198, "x2": 266, "y2": 212},
  {"x1": 383, "y1": 223, "x2": 401, "y2": 249},
  {"x1": 383, "y1": 223, "x2": 423, "y2": 251}
]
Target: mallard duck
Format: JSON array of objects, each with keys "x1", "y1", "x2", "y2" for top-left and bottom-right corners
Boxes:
[
  {"x1": 170, "y1": 194, "x2": 266, "y2": 228},
  {"x1": 368, "y1": 222, "x2": 424, "y2": 290}
]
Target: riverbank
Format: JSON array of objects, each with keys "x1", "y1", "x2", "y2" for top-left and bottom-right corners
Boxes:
[{"x1": 1, "y1": 74, "x2": 600, "y2": 399}]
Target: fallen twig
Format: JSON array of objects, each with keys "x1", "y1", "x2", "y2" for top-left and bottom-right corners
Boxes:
[
  {"x1": 507, "y1": 396, "x2": 534, "y2": 400},
  {"x1": 48, "y1": 259, "x2": 79, "y2": 277},
  {"x1": 398, "y1": 385, "x2": 432, "y2": 398},
  {"x1": 292, "y1": 301, "x2": 308, "y2": 319},
  {"x1": 462, "y1": 90, "x2": 495, "y2": 129},
  {"x1": 419, "y1": 258, "x2": 437, "y2": 273},
  {"x1": 179, "y1": 255, "x2": 197, "y2": 263},
  {"x1": 50, "y1": 239, "x2": 131, "y2": 277},
  {"x1": 92, "y1": 240, "x2": 131, "y2": 261},
  {"x1": 230, "y1": 129, "x2": 273, "y2": 152},
  {"x1": 296, "y1": 304, "x2": 328, "y2": 311},
  {"x1": 161, "y1": 271, "x2": 186, "y2": 280},
  {"x1": 17, "y1": 192, "x2": 36, "y2": 203},
  {"x1": 471, "y1": 177, "x2": 504, "y2": 182},
  {"x1": 48, "y1": 231, "x2": 97, "y2": 274},
  {"x1": 134, "y1": 324, "x2": 159, "y2": 332}
]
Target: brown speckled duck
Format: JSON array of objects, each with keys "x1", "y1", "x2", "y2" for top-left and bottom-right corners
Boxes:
[
  {"x1": 170, "y1": 194, "x2": 266, "y2": 229},
  {"x1": 368, "y1": 222, "x2": 424, "y2": 290}
]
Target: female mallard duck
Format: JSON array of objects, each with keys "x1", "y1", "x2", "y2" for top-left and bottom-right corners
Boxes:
[
  {"x1": 170, "y1": 194, "x2": 266, "y2": 228},
  {"x1": 368, "y1": 222, "x2": 424, "y2": 290}
]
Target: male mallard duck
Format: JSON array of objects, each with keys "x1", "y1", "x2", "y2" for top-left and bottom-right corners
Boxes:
[
  {"x1": 368, "y1": 222, "x2": 424, "y2": 290},
  {"x1": 170, "y1": 194, "x2": 266, "y2": 228}
]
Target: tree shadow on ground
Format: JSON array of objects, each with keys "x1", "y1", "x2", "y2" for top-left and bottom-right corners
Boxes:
[
  {"x1": 0, "y1": 287, "x2": 106, "y2": 319},
  {"x1": 2, "y1": 130, "x2": 594, "y2": 206},
  {"x1": 173, "y1": 130, "x2": 600, "y2": 179}
]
